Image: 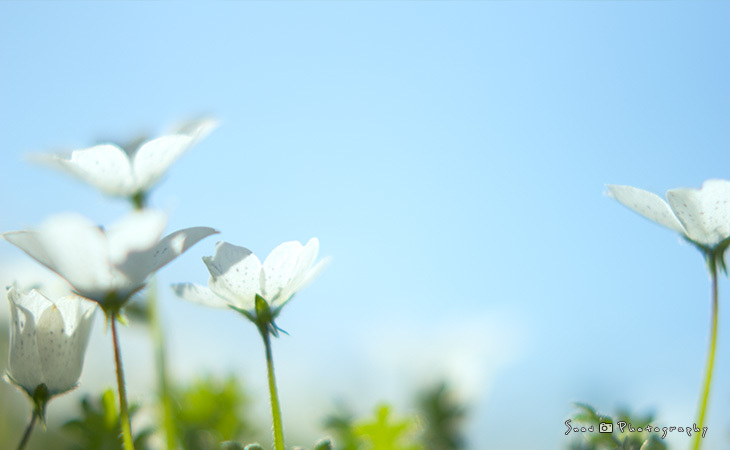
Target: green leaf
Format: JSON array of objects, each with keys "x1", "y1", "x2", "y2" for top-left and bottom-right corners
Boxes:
[
  {"x1": 354, "y1": 404, "x2": 423, "y2": 450},
  {"x1": 63, "y1": 388, "x2": 153, "y2": 450},
  {"x1": 173, "y1": 376, "x2": 256, "y2": 450},
  {"x1": 416, "y1": 381, "x2": 467, "y2": 450}
]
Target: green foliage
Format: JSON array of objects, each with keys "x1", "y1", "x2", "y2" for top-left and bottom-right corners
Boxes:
[
  {"x1": 416, "y1": 382, "x2": 467, "y2": 450},
  {"x1": 325, "y1": 404, "x2": 422, "y2": 450},
  {"x1": 63, "y1": 389, "x2": 153, "y2": 450},
  {"x1": 567, "y1": 403, "x2": 668, "y2": 450},
  {"x1": 324, "y1": 407, "x2": 361, "y2": 450},
  {"x1": 173, "y1": 376, "x2": 255, "y2": 450},
  {"x1": 355, "y1": 405, "x2": 422, "y2": 450}
]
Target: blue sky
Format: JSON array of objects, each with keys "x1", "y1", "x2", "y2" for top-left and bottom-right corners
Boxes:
[{"x1": 1, "y1": 2, "x2": 730, "y2": 449}]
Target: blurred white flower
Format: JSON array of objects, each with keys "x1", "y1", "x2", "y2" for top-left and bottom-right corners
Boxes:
[
  {"x1": 5, "y1": 286, "x2": 96, "y2": 397},
  {"x1": 3, "y1": 211, "x2": 218, "y2": 307},
  {"x1": 607, "y1": 179, "x2": 730, "y2": 249},
  {"x1": 172, "y1": 238, "x2": 328, "y2": 318},
  {"x1": 32, "y1": 117, "x2": 218, "y2": 198}
]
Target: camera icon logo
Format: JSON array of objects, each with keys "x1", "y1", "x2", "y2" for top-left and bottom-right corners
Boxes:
[{"x1": 598, "y1": 422, "x2": 613, "y2": 433}]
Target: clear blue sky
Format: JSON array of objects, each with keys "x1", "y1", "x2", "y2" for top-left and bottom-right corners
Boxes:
[{"x1": 2, "y1": 2, "x2": 730, "y2": 448}]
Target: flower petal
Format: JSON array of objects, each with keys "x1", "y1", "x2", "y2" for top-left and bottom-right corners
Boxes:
[
  {"x1": 607, "y1": 185, "x2": 686, "y2": 235},
  {"x1": 34, "y1": 144, "x2": 136, "y2": 196},
  {"x1": 5, "y1": 215, "x2": 112, "y2": 302},
  {"x1": 274, "y1": 238, "x2": 320, "y2": 308},
  {"x1": 171, "y1": 283, "x2": 230, "y2": 309},
  {"x1": 667, "y1": 179, "x2": 730, "y2": 247},
  {"x1": 36, "y1": 301, "x2": 79, "y2": 394},
  {"x1": 117, "y1": 226, "x2": 218, "y2": 290},
  {"x1": 203, "y1": 242, "x2": 261, "y2": 312},
  {"x1": 132, "y1": 135, "x2": 194, "y2": 192},
  {"x1": 7, "y1": 288, "x2": 43, "y2": 393},
  {"x1": 106, "y1": 211, "x2": 168, "y2": 266},
  {"x1": 170, "y1": 117, "x2": 219, "y2": 144},
  {"x1": 297, "y1": 256, "x2": 331, "y2": 294},
  {"x1": 262, "y1": 241, "x2": 304, "y2": 303}
]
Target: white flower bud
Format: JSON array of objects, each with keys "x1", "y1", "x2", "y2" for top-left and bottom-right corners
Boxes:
[{"x1": 6, "y1": 286, "x2": 96, "y2": 397}]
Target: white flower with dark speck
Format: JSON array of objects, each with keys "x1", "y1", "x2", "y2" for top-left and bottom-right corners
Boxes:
[
  {"x1": 3, "y1": 211, "x2": 218, "y2": 306},
  {"x1": 607, "y1": 179, "x2": 730, "y2": 249},
  {"x1": 5, "y1": 286, "x2": 96, "y2": 397},
  {"x1": 172, "y1": 238, "x2": 328, "y2": 318},
  {"x1": 33, "y1": 117, "x2": 218, "y2": 198}
]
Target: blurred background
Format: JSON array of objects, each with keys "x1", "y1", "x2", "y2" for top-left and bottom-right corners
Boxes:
[{"x1": 1, "y1": 1, "x2": 730, "y2": 449}]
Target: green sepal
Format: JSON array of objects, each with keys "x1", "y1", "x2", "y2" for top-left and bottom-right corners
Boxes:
[
  {"x1": 130, "y1": 190, "x2": 148, "y2": 211},
  {"x1": 255, "y1": 294, "x2": 273, "y2": 325},
  {"x1": 228, "y1": 304, "x2": 257, "y2": 324},
  {"x1": 228, "y1": 295, "x2": 289, "y2": 338},
  {"x1": 686, "y1": 235, "x2": 730, "y2": 276},
  {"x1": 32, "y1": 383, "x2": 50, "y2": 428}
]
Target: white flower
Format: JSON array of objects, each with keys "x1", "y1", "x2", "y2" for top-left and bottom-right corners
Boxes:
[
  {"x1": 33, "y1": 117, "x2": 218, "y2": 198},
  {"x1": 607, "y1": 179, "x2": 730, "y2": 249},
  {"x1": 172, "y1": 238, "x2": 328, "y2": 317},
  {"x1": 3, "y1": 211, "x2": 218, "y2": 306},
  {"x1": 6, "y1": 286, "x2": 96, "y2": 397}
]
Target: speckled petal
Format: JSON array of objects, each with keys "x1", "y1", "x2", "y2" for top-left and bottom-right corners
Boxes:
[
  {"x1": 607, "y1": 185, "x2": 686, "y2": 235},
  {"x1": 204, "y1": 242, "x2": 261, "y2": 312},
  {"x1": 274, "y1": 238, "x2": 321, "y2": 308},
  {"x1": 171, "y1": 283, "x2": 230, "y2": 309},
  {"x1": 7, "y1": 288, "x2": 43, "y2": 394},
  {"x1": 133, "y1": 135, "x2": 194, "y2": 192},
  {"x1": 35, "y1": 145, "x2": 136, "y2": 197},
  {"x1": 5, "y1": 215, "x2": 112, "y2": 302},
  {"x1": 118, "y1": 226, "x2": 219, "y2": 292},
  {"x1": 262, "y1": 241, "x2": 303, "y2": 304},
  {"x1": 667, "y1": 179, "x2": 730, "y2": 247}
]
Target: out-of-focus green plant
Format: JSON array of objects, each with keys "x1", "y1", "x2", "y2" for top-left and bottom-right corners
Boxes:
[
  {"x1": 325, "y1": 382, "x2": 467, "y2": 450},
  {"x1": 63, "y1": 389, "x2": 153, "y2": 450},
  {"x1": 172, "y1": 376, "x2": 256, "y2": 449},
  {"x1": 325, "y1": 404, "x2": 422, "y2": 450},
  {"x1": 221, "y1": 438, "x2": 333, "y2": 450},
  {"x1": 324, "y1": 407, "x2": 360, "y2": 450},
  {"x1": 355, "y1": 404, "x2": 422, "y2": 450},
  {"x1": 416, "y1": 382, "x2": 467, "y2": 450},
  {"x1": 566, "y1": 403, "x2": 667, "y2": 450}
]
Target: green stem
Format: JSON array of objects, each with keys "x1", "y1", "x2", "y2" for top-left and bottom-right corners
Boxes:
[
  {"x1": 148, "y1": 280, "x2": 177, "y2": 449},
  {"x1": 260, "y1": 327, "x2": 285, "y2": 450},
  {"x1": 693, "y1": 256, "x2": 719, "y2": 450},
  {"x1": 15, "y1": 411, "x2": 37, "y2": 450},
  {"x1": 131, "y1": 188, "x2": 176, "y2": 448},
  {"x1": 112, "y1": 315, "x2": 136, "y2": 450}
]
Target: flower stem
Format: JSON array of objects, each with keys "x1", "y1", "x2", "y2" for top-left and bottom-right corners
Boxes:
[
  {"x1": 147, "y1": 280, "x2": 177, "y2": 449},
  {"x1": 15, "y1": 411, "x2": 37, "y2": 450},
  {"x1": 693, "y1": 256, "x2": 719, "y2": 450},
  {"x1": 260, "y1": 328, "x2": 285, "y2": 450},
  {"x1": 131, "y1": 188, "x2": 176, "y2": 448},
  {"x1": 111, "y1": 315, "x2": 136, "y2": 450}
]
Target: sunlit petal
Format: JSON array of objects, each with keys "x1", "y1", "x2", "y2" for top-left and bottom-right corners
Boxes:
[
  {"x1": 607, "y1": 184, "x2": 686, "y2": 235},
  {"x1": 171, "y1": 283, "x2": 229, "y2": 309},
  {"x1": 7, "y1": 287, "x2": 95, "y2": 397},
  {"x1": 667, "y1": 179, "x2": 730, "y2": 247},
  {"x1": 132, "y1": 135, "x2": 194, "y2": 192},
  {"x1": 203, "y1": 242, "x2": 261, "y2": 312},
  {"x1": 119, "y1": 226, "x2": 219, "y2": 288},
  {"x1": 35, "y1": 144, "x2": 135, "y2": 196}
]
